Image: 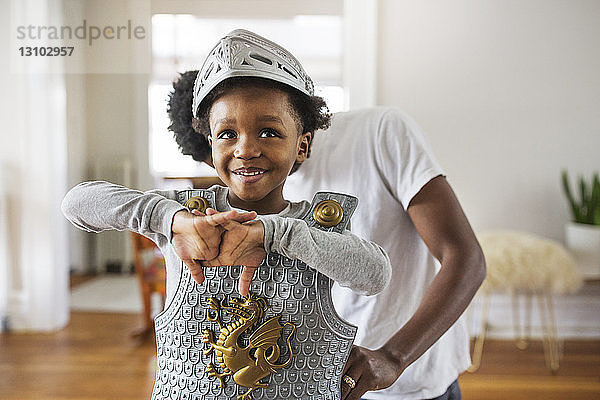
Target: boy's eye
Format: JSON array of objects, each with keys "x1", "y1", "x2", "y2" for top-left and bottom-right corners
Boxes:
[
  {"x1": 259, "y1": 129, "x2": 280, "y2": 138},
  {"x1": 216, "y1": 130, "x2": 237, "y2": 139}
]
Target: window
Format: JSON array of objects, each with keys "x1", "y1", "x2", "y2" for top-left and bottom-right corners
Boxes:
[{"x1": 149, "y1": 15, "x2": 344, "y2": 177}]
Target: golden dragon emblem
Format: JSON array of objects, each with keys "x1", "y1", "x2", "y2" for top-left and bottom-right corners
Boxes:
[{"x1": 202, "y1": 294, "x2": 296, "y2": 400}]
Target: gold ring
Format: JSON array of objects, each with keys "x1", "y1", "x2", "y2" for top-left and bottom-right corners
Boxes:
[{"x1": 342, "y1": 374, "x2": 356, "y2": 389}]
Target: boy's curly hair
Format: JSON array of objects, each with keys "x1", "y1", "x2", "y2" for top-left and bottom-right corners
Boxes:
[
  {"x1": 167, "y1": 70, "x2": 210, "y2": 163},
  {"x1": 167, "y1": 71, "x2": 331, "y2": 171}
]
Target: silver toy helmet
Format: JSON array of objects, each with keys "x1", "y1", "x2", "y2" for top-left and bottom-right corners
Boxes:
[{"x1": 191, "y1": 29, "x2": 315, "y2": 117}]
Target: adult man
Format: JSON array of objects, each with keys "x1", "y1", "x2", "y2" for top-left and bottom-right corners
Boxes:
[{"x1": 283, "y1": 107, "x2": 485, "y2": 400}]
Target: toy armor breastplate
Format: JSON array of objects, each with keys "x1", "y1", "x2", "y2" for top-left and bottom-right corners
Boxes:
[{"x1": 151, "y1": 190, "x2": 358, "y2": 400}]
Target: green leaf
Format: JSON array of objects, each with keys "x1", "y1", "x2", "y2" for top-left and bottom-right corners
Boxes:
[
  {"x1": 591, "y1": 173, "x2": 600, "y2": 225},
  {"x1": 561, "y1": 171, "x2": 582, "y2": 222}
]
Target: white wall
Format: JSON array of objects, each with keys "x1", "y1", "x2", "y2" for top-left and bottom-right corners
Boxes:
[{"x1": 377, "y1": 0, "x2": 600, "y2": 241}]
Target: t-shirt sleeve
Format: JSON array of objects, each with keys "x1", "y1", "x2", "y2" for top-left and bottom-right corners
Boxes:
[
  {"x1": 61, "y1": 181, "x2": 185, "y2": 243},
  {"x1": 259, "y1": 215, "x2": 392, "y2": 296},
  {"x1": 375, "y1": 109, "x2": 445, "y2": 210}
]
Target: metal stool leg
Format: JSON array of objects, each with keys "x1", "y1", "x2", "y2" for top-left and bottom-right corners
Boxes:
[
  {"x1": 513, "y1": 292, "x2": 533, "y2": 350},
  {"x1": 524, "y1": 293, "x2": 532, "y2": 348},
  {"x1": 468, "y1": 292, "x2": 490, "y2": 372},
  {"x1": 536, "y1": 291, "x2": 560, "y2": 372},
  {"x1": 512, "y1": 291, "x2": 529, "y2": 350},
  {"x1": 545, "y1": 292, "x2": 561, "y2": 372}
]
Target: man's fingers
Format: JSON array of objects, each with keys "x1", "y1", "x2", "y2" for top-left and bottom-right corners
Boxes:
[
  {"x1": 238, "y1": 265, "x2": 257, "y2": 296},
  {"x1": 345, "y1": 380, "x2": 368, "y2": 400},
  {"x1": 341, "y1": 347, "x2": 361, "y2": 399},
  {"x1": 341, "y1": 369, "x2": 364, "y2": 400}
]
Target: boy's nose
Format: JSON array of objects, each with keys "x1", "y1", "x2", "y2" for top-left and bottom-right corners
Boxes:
[{"x1": 233, "y1": 136, "x2": 261, "y2": 159}]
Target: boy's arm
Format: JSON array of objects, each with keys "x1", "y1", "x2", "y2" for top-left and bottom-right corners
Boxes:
[
  {"x1": 62, "y1": 181, "x2": 257, "y2": 285},
  {"x1": 61, "y1": 181, "x2": 184, "y2": 242},
  {"x1": 260, "y1": 216, "x2": 392, "y2": 296}
]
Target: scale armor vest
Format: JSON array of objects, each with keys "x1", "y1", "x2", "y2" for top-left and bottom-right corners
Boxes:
[{"x1": 151, "y1": 190, "x2": 358, "y2": 400}]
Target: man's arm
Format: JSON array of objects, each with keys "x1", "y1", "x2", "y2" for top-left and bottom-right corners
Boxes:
[{"x1": 341, "y1": 176, "x2": 486, "y2": 399}]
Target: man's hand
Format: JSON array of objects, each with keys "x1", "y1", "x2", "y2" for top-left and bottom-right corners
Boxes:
[
  {"x1": 171, "y1": 208, "x2": 257, "y2": 284},
  {"x1": 201, "y1": 210, "x2": 266, "y2": 296},
  {"x1": 340, "y1": 345, "x2": 403, "y2": 400}
]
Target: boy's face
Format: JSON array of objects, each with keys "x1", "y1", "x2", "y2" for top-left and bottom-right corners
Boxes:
[{"x1": 208, "y1": 85, "x2": 310, "y2": 214}]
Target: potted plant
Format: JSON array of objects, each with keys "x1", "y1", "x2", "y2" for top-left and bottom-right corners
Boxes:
[{"x1": 561, "y1": 171, "x2": 600, "y2": 278}]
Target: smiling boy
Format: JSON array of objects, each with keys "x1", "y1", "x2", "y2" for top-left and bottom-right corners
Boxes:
[{"x1": 62, "y1": 30, "x2": 395, "y2": 400}]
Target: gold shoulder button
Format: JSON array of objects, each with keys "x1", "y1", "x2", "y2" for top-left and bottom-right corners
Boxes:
[
  {"x1": 184, "y1": 196, "x2": 210, "y2": 213},
  {"x1": 313, "y1": 199, "x2": 344, "y2": 228}
]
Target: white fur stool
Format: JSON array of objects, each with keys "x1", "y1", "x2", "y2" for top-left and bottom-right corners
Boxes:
[{"x1": 469, "y1": 230, "x2": 582, "y2": 372}]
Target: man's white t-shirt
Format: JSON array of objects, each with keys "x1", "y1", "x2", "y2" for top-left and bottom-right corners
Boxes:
[{"x1": 284, "y1": 107, "x2": 470, "y2": 399}]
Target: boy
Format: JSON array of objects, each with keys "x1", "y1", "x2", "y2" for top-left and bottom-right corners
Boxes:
[{"x1": 62, "y1": 30, "x2": 392, "y2": 399}]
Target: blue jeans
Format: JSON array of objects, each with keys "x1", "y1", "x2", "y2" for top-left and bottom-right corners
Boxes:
[
  {"x1": 427, "y1": 380, "x2": 461, "y2": 400},
  {"x1": 362, "y1": 380, "x2": 461, "y2": 400}
]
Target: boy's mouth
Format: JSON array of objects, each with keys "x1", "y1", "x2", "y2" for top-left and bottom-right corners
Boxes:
[{"x1": 232, "y1": 167, "x2": 266, "y2": 183}]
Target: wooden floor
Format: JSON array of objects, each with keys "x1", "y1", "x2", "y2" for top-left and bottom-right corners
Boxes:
[
  {"x1": 461, "y1": 340, "x2": 600, "y2": 399},
  {"x1": 0, "y1": 312, "x2": 598, "y2": 400}
]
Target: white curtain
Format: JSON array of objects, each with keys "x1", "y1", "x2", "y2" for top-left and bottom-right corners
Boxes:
[{"x1": 0, "y1": 0, "x2": 69, "y2": 331}]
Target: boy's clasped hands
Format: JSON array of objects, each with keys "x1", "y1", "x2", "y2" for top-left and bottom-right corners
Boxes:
[{"x1": 171, "y1": 208, "x2": 266, "y2": 296}]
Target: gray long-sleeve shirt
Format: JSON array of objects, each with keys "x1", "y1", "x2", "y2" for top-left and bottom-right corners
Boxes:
[{"x1": 61, "y1": 181, "x2": 391, "y2": 306}]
